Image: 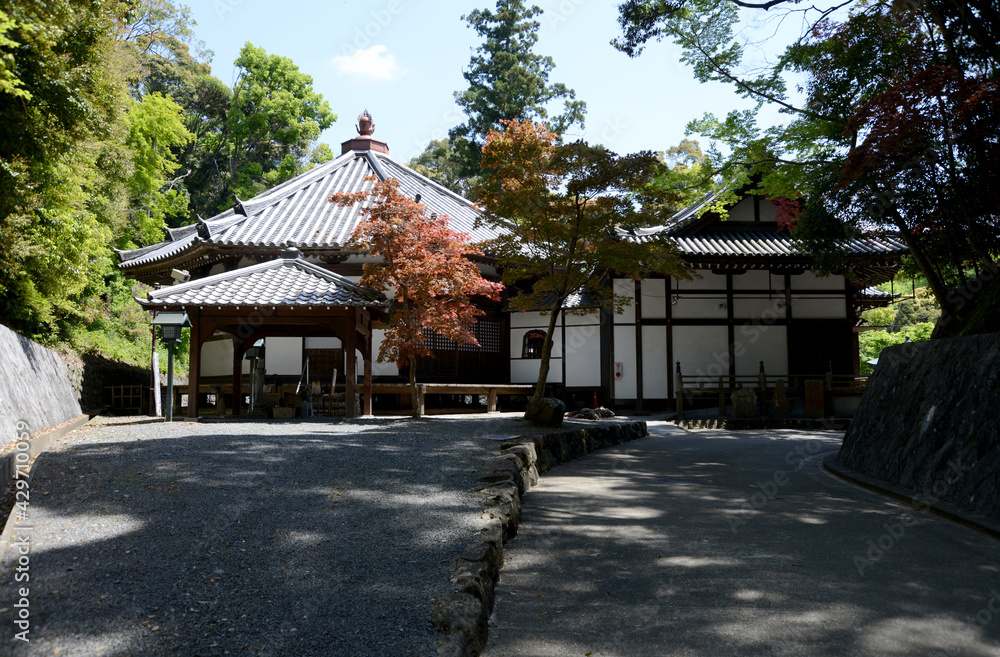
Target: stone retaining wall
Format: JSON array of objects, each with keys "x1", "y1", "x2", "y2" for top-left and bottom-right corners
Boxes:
[
  {"x1": 837, "y1": 333, "x2": 1000, "y2": 521},
  {"x1": 0, "y1": 324, "x2": 83, "y2": 447},
  {"x1": 432, "y1": 421, "x2": 649, "y2": 656}
]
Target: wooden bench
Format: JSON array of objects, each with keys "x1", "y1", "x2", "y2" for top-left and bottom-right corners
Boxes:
[{"x1": 369, "y1": 383, "x2": 536, "y2": 415}]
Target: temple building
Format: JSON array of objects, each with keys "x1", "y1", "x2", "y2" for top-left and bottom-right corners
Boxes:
[{"x1": 119, "y1": 112, "x2": 906, "y2": 416}]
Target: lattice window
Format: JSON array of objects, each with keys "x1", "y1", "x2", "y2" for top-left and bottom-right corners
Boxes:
[{"x1": 422, "y1": 320, "x2": 501, "y2": 354}]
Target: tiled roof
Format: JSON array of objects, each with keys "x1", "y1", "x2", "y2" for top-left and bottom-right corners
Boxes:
[
  {"x1": 119, "y1": 149, "x2": 499, "y2": 271},
  {"x1": 138, "y1": 251, "x2": 386, "y2": 309},
  {"x1": 620, "y1": 227, "x2": 907, "y2": 259},
  {"x1": 859, "y1": 286, "x2": 898, "y2": 299}
]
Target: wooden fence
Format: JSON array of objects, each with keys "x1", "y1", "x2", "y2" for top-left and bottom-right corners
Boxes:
[{"x1": 674, "y1": 365, "x2": 868, "y2": 419}]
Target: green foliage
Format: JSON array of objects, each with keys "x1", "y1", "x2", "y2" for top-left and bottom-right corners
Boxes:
[
  {"x1": 65, "y1": 272, "x2": 188, "y2": 374},
  {"x1": 408, "y1": 138, "x2": 470, "y2": 196},
  {"x1": 859, "y1": 306, "x2": 895, "y2": 328},
  {"x1": 451, "y1": 0, "x2": 586, "y2": 180},
  {"x1": 649, "y1": 138, "x2": 716, "y2": 215},
  {"x1": 859, "y1": 323, "x2": 934, "y2": 375},
  {"x1": 614, "y1": 0, "x2": 1000, "y2": 331},
  {"x1": 124, "y1": 92, "x2": 193, "y2": 246},
  {"x1": 0, "y1": 0, "x2": 334, "y2": 379},
  {"x1": 0, "y1": 0, "x2": 132, "y2": 338},
  {"x1": 894, "y1": 287, "x2": 942, "y2": 328},
  {"x1": 224, "y1": 43, "x2": 336, "y2": 203}
]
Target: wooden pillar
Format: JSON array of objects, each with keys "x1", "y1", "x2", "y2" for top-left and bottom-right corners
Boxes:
[
  {"x1": 187, "y1": 310, "x2": 202, "y2": 419},
  {"x1": 674, "y1": 361, "x2": 684, "y2": 419},
  {"x1": 362, "y1": 331, "x2": 373, "y2": 417},
  {"x1": 345, "y1": 317, "x2": 357, "y2": 419},
  {"x1": 634, "y1": 280, "x2": 644, "y2": 414},
  {"x1": 231, "y1": 335, "x2": 243, "y2": 416}
]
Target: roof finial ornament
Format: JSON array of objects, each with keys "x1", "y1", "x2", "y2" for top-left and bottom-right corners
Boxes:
[{"x1": 357, "y1": 110, "x2": 375, "y2": 136}]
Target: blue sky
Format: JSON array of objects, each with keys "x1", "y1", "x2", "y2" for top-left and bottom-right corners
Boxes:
[{"x1": 189, "y1": 0, "x2": 805, "y2": 162}]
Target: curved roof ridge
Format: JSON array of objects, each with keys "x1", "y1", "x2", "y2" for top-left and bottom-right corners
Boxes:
[{"x1": 374, "y1": 152, "x2": 481, "y2": 212}]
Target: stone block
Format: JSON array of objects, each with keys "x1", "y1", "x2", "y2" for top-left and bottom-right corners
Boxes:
[
  {"x1": 431, "y1": 593, "x2": 488, "y2": 654},
  {"x1": 525, "y1": 397, "x2": 566, "y2": 427},
  {"x1": 804, "y1": 379, "x2": 825, "y2": 419},
  {"x1": 732, "y1": 387, "x2": 757, "y2": 418},
  {"x1": 772, "y1": 380, "x2": 790, "y2": 417}
]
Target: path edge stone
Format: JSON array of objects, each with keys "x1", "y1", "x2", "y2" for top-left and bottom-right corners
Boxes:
[
  {"x1": 823, "y1": 455, "x2": 1000, "y2": 541},
  {"x1": 432, "y1": 421, "x2": 649, "y2": 656}
]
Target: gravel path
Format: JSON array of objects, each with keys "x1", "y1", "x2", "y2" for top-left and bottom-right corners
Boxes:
[{"x1": 0, "y1": 414, "x2": 537, "y2": 657}]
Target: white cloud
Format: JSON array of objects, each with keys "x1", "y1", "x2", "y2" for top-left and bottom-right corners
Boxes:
[{"x1": 331, "y1": 45, "x2": 406, "y2": 82}]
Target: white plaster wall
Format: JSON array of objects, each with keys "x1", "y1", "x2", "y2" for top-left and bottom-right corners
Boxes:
[
  {"x1": 200, "y1": 337, "x2": 250, "y2": 377},
  {"x1": 641, "y1": 325, "x2": 670, "y2": 398},
  {"x1": 613, "y1": 325, "x2": 637, "y2": 399},
  {"x1": 511, "y1": 359, "x2": 563, "y2": 384},
  {"x1": 732, "y1": 270, "x2": 775, "y2": 290},
  {"x1": 672, "y1": 325, "x2": 730, "y2": 378},
  {"x1": 564, "y1": 325, "x2": 602, "y2": 387},
  {"x1": 564, "y1": 311, "x2": 600, "y2": 326},
  {"x1": 641, "y1": 279, "x2": 667, "y2": 319},
  {"x1": 305, "y1": 337, "x2": 339, "y2": 349},
  {"x1": 759, "y1": 199, "x2": 778, "y2": 222},
  {"x1": 791, "y1": 272, "x2": 844, "y2": 290},
  {"x1": 511, "y1": 312, "x2": 551, "y2": 329},
  {"x1": 732, "y1": 297, "x2": 787, "y2": 321},
  {"x1": 370, "y1": 329, "x2": 400, "y2": 376},
  {"x1": 613, "y1": 279, "x2": 635, "y2": 322},
  {"x1": 728, "y1": 196, "x2": 755, "y2": 222},
  {"x1": 791, "y1": 297, "x2": 847, "y2": 319},
  {"x1": 676, "y1": 270, "x2": 726, "y2": 290},
  {"x1": 735, "y1": 324, "x2": 788, "y2": 376},
  {"x1": 265, "y1": 337, "x2": 303, "y2": 375},
  {"x1": 671, "y1": 296, "x2": 728, "y2": 319}
]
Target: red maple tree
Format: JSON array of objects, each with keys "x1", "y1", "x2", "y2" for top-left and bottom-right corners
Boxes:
[{"x1": 330, "y1": 177, "x2": 503, "y2": 416}]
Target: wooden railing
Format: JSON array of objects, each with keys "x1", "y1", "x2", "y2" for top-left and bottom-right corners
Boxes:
[{"x1": 369, "y1": 383, "x2": 536, "y2": 415}]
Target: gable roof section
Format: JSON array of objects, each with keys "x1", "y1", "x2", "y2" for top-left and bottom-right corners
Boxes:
[
  {"x1": 137, "y1": 252, "x2": 387, "y2": 309},
  {"x1": 618, "y1": 187, "x2": 908, "y2": 261},
  {"x1": 118, "y1": 149, "x2": 500, "y2": 273}
]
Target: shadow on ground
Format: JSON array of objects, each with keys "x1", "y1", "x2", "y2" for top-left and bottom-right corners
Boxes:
[
  {"x1": 0, "y1": 416, "x2": 523, "y2": 657},
  {"x1": 485, "y1": 427, "x2": 1000, "y2": 657}
]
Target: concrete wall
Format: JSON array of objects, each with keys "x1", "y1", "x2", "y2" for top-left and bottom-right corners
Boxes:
[
  {"x1": 838, "y1": 333, "x2": 1000, "y2": 520},
  {"x1": 0, "y1": 323, "x2": 83, "y2": 445}
]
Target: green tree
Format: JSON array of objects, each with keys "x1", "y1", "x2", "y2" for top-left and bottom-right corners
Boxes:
[
  {"x1": 476, "y1": 119, "x2": 688, "y2": 404},
  {"x1": 614, "y1": 0, "x2": 1000, "y2": 330},
  {"x1": 223, "y1": 43, "x2": 336, "y2": 203},
  {"x1": 0, "y1": 0, "x2": 132, "y2": 337},
  {"x1": 123, "y1": 92, "x2": 193, "y2": 246},
  {"x1": 451, "y1": 0, "x2": 586, "y2": 182},
  {"x1": 408, "y1": 138, "x2": 470, "y2": 196}
]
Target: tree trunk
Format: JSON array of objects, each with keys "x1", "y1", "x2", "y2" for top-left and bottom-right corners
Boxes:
[
  {"x1": 892, "y1": 210, "x2": 955, "y2": 319},
  {"x1": 530, "y1": 305, "x2": 563, "y2": 405},
  {"x1": 409, "y1": 356, "x2": 420, "y2": 418}
]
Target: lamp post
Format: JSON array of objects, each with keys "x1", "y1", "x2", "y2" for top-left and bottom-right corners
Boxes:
[{"x1": 152, "y1": 312, "x2": 191, "y2": 422}]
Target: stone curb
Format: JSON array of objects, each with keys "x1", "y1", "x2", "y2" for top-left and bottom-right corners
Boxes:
[
  {"x1": 823, "y1": 455, "x2": 1000, "y2": 541},
  {"x1": 0, "y1": 414, "x2": 90, "y2": 499},
  {"x1": 432, "y1": 421, "x2": 649, "y2": 656},
  {"x1": 677, "y1": 417, "x2": 852, "y2": 431}
]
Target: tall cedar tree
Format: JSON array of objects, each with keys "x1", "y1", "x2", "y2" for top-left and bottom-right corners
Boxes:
[
  {"x1": 476, "y1": 119, "x2": 688, "y2": 404},
  {"x1": 450, "y1": 0, "x2": 586, "y2": 182},
  {"x1": 330, "y1": 178, "x2": 503, "y2": 417},
  {"x1": 614, "y1": 0, "x2": 1000, "y2": 329}
]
